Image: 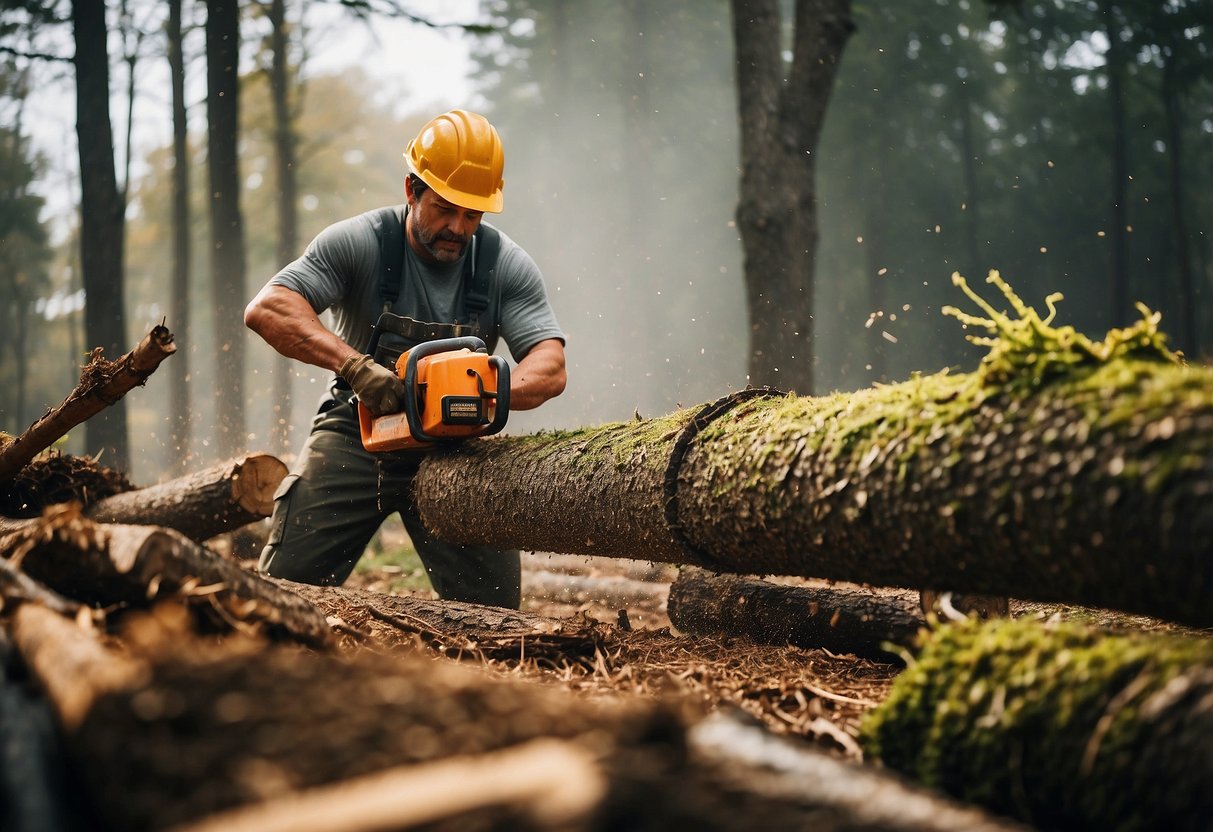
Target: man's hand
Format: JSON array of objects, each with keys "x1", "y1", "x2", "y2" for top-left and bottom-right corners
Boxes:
[{"x1": 340, "y1": 355, "x2": 405, "y2": 416}]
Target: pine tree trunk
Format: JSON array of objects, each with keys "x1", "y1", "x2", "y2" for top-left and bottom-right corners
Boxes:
[{"x1": 415, "y1": 352, "x2": 1213, "y2": 627}]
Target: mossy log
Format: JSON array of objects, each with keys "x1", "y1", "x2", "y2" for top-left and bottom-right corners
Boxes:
[
  {"x1": 5, "y1": 508, "x2": 330, "y2": 647},
  {"x1": 416, "y1": 280, "x2": 1213, "y2": 627},
  {"x1": 85, "y1": 453, "x2": 287, "y2": 542},
  {"x1": 861, "y1": 617, "x2": 1213, "y2": 831},
  {"x1": 668, "y1": 567, "x2": 922, "y2": 661}
]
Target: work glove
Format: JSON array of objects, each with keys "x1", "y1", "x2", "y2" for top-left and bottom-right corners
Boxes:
[{"x1": 340, "y1": 354, "x2": 405, "y2": 417}]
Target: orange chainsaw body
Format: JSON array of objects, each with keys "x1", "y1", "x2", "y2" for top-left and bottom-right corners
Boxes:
[{"x1": 358, "y1": 336, "x2": 510, "y2": 452}]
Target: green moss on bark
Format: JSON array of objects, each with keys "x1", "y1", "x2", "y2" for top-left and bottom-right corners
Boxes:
[{"x1": 861, "y1": 617, "x2": 1213, "y2": 831}]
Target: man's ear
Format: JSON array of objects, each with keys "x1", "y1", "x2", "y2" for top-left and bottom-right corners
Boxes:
[{"x1": 403, "y1": 176, "x2": 416, "y2": 206}]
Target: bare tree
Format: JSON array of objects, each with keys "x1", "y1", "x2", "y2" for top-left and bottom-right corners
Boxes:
[
  {"x1": 167, "y1": 0, "x2": 192, "y2": 474},
  {"x1": 205, "y1": 0, "x2": 247, "y2": 461},
  {"x1": 73, "y1": 0, "x2": 131, "y2": 471},
  {"x1": 731, "y1": 0, "x2": 854, "y2": 394}
]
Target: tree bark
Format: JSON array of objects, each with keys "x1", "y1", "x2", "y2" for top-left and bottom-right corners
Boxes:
[
  {"x1": 9, "y1": 603, "x2": 147, "y2": 731},
  {"x1": 0, "y1": 325, "x2": 176, "y2": 480},
  {"x1": 731, "y1": 0, "x2": 854, "y2": 393},
  {"x1": 668, "y1": 567, "x2": 921, "y2": 661},
  {"x1": 72, "y1": 0, "x2": 131, "y2": 472},
  {"x1": 277, "y1": 579, "x2": 606, "y2": 665},
  {"x1": 864, "y1": 617, "x2": 1213, "y2": 831},
  {"x1": 1100, "y1": 0, "x2": 1131, "y2": 328},
  {"x1": 167, "y1": 0, "x2": 193, "y2": 475},
  {"x1": 206, "y1": 0, "x2": 247, "y2": 461},
  {"x1": 7, "y1": 510, "x2": 330, "y2": 647},
  {"x1": 84, "y1": 452, "x2": 286, "y2": 542},
  {"x1": 415, "y1": 350, "x2": 1213, "y2": 627},
  {"x1": 267, "y1": 0, "x2": 298, "y2": 458}
]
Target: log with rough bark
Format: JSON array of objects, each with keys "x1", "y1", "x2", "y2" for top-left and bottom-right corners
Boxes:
[
  {"x1": 5, "y1": 507, "x2": 330, "y2": 647},
  {"x1": 862, "y1": 616, "x2": 1213, "y2": 831},
  {"x1": 84, "y1": 453, "x2": 287, "y2": 542},
  {"x1": 414, "y1": 278, "x2": 1213, "y2": 627},
  {"x1": 668, "y1": 567, "x2": 922, "y2": 661},
  {"x1": 9, "y1": 603, "x2": 147, "y2": 730},
  {"x1": 276, "y1": 579, "x2": 607, "y2": 665},
  {"x1": 0, "y1": 325, "x2": 176, "y2": 480}
]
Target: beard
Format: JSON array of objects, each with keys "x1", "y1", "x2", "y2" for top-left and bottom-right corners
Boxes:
[{"x1": 415, "y1": 222, "x2": 469, "y2": 264}]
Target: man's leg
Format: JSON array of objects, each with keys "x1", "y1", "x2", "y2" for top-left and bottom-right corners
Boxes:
[
  {"x1": 259, "y1": 423, "x2": 388, "y2": 586},
  {"x1": 400, "y1": 509, "x2": 522, "y2": 609}
]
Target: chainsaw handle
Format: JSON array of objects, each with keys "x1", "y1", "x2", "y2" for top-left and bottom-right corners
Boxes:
[
  {"x1": 402, "y1": 336, "x2": 489, "y2": 444},
  {"x1": 484, "y1": 356, "x2": 510, "y2": 437}
]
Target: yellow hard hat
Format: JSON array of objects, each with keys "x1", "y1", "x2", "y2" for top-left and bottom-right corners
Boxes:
[{"x1": 404, "y1": 110, "x2": 505, "y2": 213}]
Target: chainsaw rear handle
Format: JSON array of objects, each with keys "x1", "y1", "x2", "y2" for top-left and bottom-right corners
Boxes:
[{"x1": 402, "y1": 336, "x2": 510, "y2": 444}]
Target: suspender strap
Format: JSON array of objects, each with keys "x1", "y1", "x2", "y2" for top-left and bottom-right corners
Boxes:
[
  {"x1": 374, "y1": 207, "x2": 404, "y2": 313},
  {"x1": 374, "y1": 206, "x2": 500, "y2": 329},
  {"x1": 464, "y1": 223, "x2": 500, "y2": 330}
]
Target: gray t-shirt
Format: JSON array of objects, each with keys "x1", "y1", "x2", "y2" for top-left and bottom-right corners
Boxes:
[{"x1": 270, "y1": 205, "x2": 564, "y2": 361}]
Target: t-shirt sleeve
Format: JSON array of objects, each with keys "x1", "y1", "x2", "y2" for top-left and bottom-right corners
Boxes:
[
  {"x1": 268, "y1": 217, "x2": 368, "y2": 313},
  {"x1": 496, "y1": 243, "x2": 565, "y2": 361}
]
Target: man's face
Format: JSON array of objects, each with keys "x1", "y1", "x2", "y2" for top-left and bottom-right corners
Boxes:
[{"x1": 406, "y1": 182, "x2": 485, "y2": 264}]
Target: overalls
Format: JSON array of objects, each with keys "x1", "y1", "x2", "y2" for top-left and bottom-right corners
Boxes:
[{"x1": 257, "y1": 210, "x2": 521, "y2": 608}]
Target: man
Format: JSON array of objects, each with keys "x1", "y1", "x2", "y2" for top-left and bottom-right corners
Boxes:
[{"x1": 245, "y1": 109, "x2": 566, "y2": 608}]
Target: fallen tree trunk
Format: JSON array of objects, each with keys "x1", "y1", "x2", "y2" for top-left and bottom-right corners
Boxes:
[
  {"x1": 668, "y1": 567, "x2": 922, "y2": 661},
  {"x1": 6, "y1": 508, "x2": 330, "y2": 647},
  {"x1": 862, "y1": 617, "x2": 1213, "y2": 831},
  {"x1": 9, "y1": 603, "x2": 147, "y2": 730},
  {"x1": 0, "y1": 325, "x2": 176, "y2": 480},
  {"x1": 84, "y1": 453, "x2": 287, "y2": 542},
  {"x1": 415, "y1": 285, "x2": 1213, "y2": 627}
]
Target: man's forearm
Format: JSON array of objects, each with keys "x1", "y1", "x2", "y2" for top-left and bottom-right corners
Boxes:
[
  {"x1": 509, "y1": 339, "x2": 566, "y2": 411},
  {"x1": 245, "y1": 285, "x2": 359, "y2": 373}
]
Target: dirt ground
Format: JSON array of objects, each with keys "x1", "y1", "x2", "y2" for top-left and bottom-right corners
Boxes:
[{"x1": 339, "y1": 544, "x2": 904, "y2": 761}]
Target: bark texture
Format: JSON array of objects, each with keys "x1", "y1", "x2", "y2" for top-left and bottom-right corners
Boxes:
[
  {"x1": 668, "y1": 567, "x2": 922, "y2": 661},
  {"x1": 6, "y1": 508, "x2": 329, "y2": 647},
  {"x1": 10, "y1": 604, "x2": 146, "y2": 731},
  {"x1": 862, "y1": 617, "x2": 1213, "y2": 832},
  {"x1": 0, "y1": 325, "x2": 176, "y2": 480},
  {"x1": 416, "y1": 290, "x2": 1213, "y2": 627},
  {"x1": 85, "y1": 453, "x2": 286, "y2": 542}
]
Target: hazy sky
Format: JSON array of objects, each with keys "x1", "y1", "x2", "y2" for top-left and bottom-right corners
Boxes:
[{"x1": 25, "y1": 0, "x2": 482, "y2": 237}]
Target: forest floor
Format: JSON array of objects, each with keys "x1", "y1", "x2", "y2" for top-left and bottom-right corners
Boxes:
[{"x1": 332, "y1": 517, "x2": 902, "y2": 761}]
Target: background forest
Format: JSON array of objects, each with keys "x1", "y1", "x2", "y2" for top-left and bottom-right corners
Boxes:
[{"x1": 0, "y1": 0, "x2": 1210, "y2": 486}]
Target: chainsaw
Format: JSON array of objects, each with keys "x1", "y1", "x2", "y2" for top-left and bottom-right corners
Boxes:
[{"x1": 357, "y1": 325, "x2": 510, "y2": 452}]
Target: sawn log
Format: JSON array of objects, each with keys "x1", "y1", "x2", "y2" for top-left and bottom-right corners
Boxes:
[
  {"x1": 413, "y1": 282, "x2": 1213, "y2": 627},
  {"x1": 84, "y1": 453, "x2": 287, "y2": 542}
]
